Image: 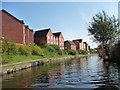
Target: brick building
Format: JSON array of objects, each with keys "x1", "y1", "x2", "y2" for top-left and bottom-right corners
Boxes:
[
  {"x1": 73, "y1": 39, "x2": 84, "y2": 50},
  {"x1": 87, "y1": 45, "x2": 91, "y2": 51},
  {"x1": 53, "y1": 32, "x2": 64, "y2": 50},
  {"x1": 34, "y1": 28, "x2": 53, "y2": 46},
  {"x1": 1, "y1": 9, "x2": 34, "y2": 45},
  {"x1": 83, "y1": 42, "x2": 87, "y2": 51},
  {"x1": 34, "y1": 29, "x2": 64, "y2": 50},
  {"x1": 64, "y1": 40, "x2": 76, "y2": 51}
]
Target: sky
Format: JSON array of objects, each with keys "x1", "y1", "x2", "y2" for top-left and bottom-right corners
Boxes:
[{"x1": 2, "y1": 2, "x2": 118, "y2": 48}]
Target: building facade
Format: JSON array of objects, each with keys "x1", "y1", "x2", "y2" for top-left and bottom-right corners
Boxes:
[
  {"x1": 1, "y1": 10, "x2": 34, "y2": 45},
  {"x1": 34, "y1": 29, "x2": 64, "y2": 50},
  {"x1": 64, "y1": 40, "x2": 76, "y2": 51},
  {"x1": 34, "y1": 29, "x2": 53, "y2": 46},
  {"x1": 53, "y1": 32, "x2": 64, "y2": 50},
  {"x1": 73, "y1": 39, "x2": 84, "y2": 50},
  {"x1": 83, "y1": 42, "x2": 88, "y2": 51}
]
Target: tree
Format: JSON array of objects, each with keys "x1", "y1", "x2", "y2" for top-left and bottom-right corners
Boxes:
[{"x1": 88, "y1": 11, "x2": 119, "y2": 60}]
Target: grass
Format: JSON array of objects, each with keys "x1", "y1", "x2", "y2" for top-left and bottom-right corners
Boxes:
[
  {"x1": 1, "y1": 54, "x2": 94, "y2": 68},
  {"x1": 1, "y1": 54, "x2": 69, "y2": 67},
  {"x1": 1, "y1": 55, "x2": 40, "y2": 64}
]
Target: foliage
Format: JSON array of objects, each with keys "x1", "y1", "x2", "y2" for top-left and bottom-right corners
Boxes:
[
  {"x1": 18, "y1": 46, "x2": 32, "y2": 56},
  {"x1": 43, "y1": 44, "x2": 64, "y2": 55},
  {"x1": 88, "y1": 11, "x2": 119, "y2": 59},
  {"x1": 88, "y1": 11, "x2": 119, "y2": 45},
  {"x1": 43, "y1": 44, "x2": 56, "y2": 53},
  {"x1": 66, "y1": 49, "x2": 77, "y2": 55},
  {"x1": 2, "y1": 39, "x2": 18, "y2": 55},
  {"x1": 110, "y1": 42, "x2": 120, "y2": 62},
  {"x1": 2, "y1": 40, "x2": 89, "y2": 64},
  {"x1": 78, "y1": 50, "x2": 88, "y2": 54},
  {"x1": 30, "y1": 45, "x2": 44, "y2": 56}
]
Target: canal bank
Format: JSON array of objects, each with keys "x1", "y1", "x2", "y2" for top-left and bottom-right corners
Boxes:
[
  {"x1": 1, "y1": 54, "x2": 91, "y2": 75},
  {"x1": 2, "y1": 55, "x2": 120, "y2": 89}
]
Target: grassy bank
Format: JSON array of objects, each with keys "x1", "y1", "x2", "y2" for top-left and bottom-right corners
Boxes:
[{"x1": 1, "y1": 40, "x2": 91, "y2": 66}]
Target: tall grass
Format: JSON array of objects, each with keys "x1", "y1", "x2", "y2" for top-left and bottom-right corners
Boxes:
[{"x1": 1, "y1": 40, "x2": 89, "y2": 64}]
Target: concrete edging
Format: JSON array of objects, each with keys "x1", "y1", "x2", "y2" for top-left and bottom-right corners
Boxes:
[{"x1": 1, "y1": 55, "x2": 76, "y2": 75}]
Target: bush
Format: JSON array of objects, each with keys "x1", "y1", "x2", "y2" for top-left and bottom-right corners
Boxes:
[
  {"x1": 30, "y1": 45, "x2": 44, "y2": 56},
  {"x1": 58, "y1": 50, "x2": 63, "y2": 55},
  {"x1": 66, "y1": 49, "x2": 77, "y2": 55},
  {"x1": 2, "y1": 40, "x2": 18, "y2": 55},
  {"x1": 18, "y1": 46, "x2": 31, "y2": 56},
  {"x1": 78, "y1": 50, "x2": 88, "y2": 54},
  {"x1": 43, "y1": 44, "x2": 56, "y2": 53}
]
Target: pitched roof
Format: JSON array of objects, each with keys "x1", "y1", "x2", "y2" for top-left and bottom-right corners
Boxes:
[
  {"x1": 65, "y1": 40, "x2": 75, "y2": 45},
  {"x1": 83, "y1": 42, "x2": 87, "y2": 44},
  {"x1": 1, "y1": 9, "x2": 24, "y2": 24},
  {"x1": 34, "y1": 28, "x2": 50, "y2": 37},
  {"x1": 25, "y1": 25, "x2": 33, "y2": 32},
  {"x1": 53, "y1": 32, "x2": 61, "y2": 37},
  {"x1": 73, "y1": 39, "x2": 82, "y2": 43}
]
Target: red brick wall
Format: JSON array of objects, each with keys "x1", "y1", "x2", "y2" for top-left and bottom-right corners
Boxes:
[
  {"x1": 73, "y1": 40, "x2": 79, "y2": 50},
  {"x1": 34, "y1": 36, "x2": 46, "y2": 46},
  {"x1": 46, "y1": 30, "x2": 54, "y2": 44},
  {"x1": 55, "y1": 36, "x2": 58, "y2": 45},
  {"x1": 71, "y1": 44, "x2": 76, "y2": 51},
  {"x1": 58, "y1": 34, "x2": 64, "y2": 50},
  {"x1": 2, "y1": 11, "x2": 25, "y2": 44},
  {"x1": 29, "y1": 30, "x2": 34, "y2": 44},
  {"x1": 25, "y1": 26, "x2": 29, "y2": 44}
]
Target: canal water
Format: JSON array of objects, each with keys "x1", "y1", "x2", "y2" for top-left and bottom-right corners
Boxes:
[{"x1": 2, "y1": 55, "x2": 120, "y2": 89}]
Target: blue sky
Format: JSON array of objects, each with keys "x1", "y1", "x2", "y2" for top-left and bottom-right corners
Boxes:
[{"x1": 2, "y1": 2, "x2": 118, "y2": 48}]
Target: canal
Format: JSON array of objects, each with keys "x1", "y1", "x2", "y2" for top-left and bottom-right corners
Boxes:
[{"x1": 2, "y1": 55, "x2": 120, "y2": 89}]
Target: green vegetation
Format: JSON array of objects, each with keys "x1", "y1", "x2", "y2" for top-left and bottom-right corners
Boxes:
[
  {"x1": 1, "y1": 39, "x2": 91, "y2": 65},
  {"x1": 88, "y1": 11, "x2": 119, "y2": 60}
]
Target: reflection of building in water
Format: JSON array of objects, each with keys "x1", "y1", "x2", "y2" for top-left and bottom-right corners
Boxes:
[
  {"x1": 60, "y1": 62, "x2": 65, "y2": 78},
  {"x1": 47, "y1": 70, "x2": 56, "y2": 88},
  {"x1": 71, "y1": 60, "x2": 78, "y2": 70},
  {"x1": 79, "y1": 57, "x2": 88, "y2": 70}
]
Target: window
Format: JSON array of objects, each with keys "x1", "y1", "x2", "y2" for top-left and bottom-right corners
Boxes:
[
  {"x1": 47, "y1": 36, "x2": 50, "y2": 39},
  {"x1": 51, "y1": 36, "x2": 52, "y2": 39}
]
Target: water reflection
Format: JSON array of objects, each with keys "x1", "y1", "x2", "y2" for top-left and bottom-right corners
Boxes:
[{"x1": 2, "y1": 55, "x2": 120, "y2": 89}]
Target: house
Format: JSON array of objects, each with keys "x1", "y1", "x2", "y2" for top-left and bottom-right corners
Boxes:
[
  {"x1": 53, "y1": 32, "x2": 64, "y2": 50},
  {"x1": 29, "y1": 29, "x2": 34, "y2": 44},
  {"x1": 73, "y1": 39, "x2": 84, "y2": 50},
  {"x1": 1, "y1": 9, "x2": 34, "y2": 45},
  {"x1": 86, "y1": 44, "x2": 91, "y2": 51},
  {"x1": 83, "y1": 42, "x2": 87, "y2": 51},
  {"x1": 34, "y1": 28, "x2": 54, "y2": 46},
  {"x1": 64, "y1": 40, "x2": 76, "y2": 51}
]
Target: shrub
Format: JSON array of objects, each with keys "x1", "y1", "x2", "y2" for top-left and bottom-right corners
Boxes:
[
  {"x1": 58, "y1": 50, "x2": 63, "y2": 55},
  {"x1": 66, "y1": 49, "x2": 77, "y2": 55},
  {"x1": 18, "y1": 46, "x2": 31, "y2": 56},
  {"x1": 30, "y1": 45, "x2": 44, "y2": 56},
  {"x1": 78, "y1": 50, "x2": 88, "y2": 54},
  {"x1": 50, "y1": 44, "x2": 60, "y2": 51},
  {"x1": 43, "y1": 44, "x2": 56, "y2": 53},
  {"x1": 2, "y1": 40, "x2": 18, "y2": 55}
]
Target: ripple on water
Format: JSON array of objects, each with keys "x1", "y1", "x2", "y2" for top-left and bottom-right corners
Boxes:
[{"x1": 32, "y1": 83, "x2": 49, "y2": 87}]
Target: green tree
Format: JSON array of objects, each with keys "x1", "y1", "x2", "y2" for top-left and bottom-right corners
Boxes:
[{"x1": 88, "y1": 11, "x2": 119, "y2": 59}]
